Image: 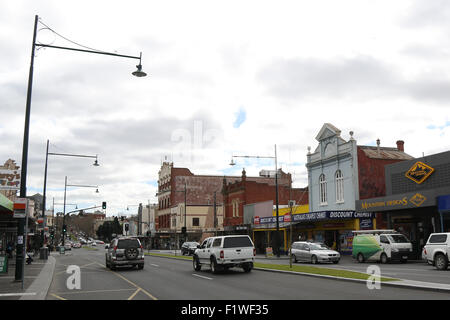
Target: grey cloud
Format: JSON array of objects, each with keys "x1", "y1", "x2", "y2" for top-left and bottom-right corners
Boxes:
[
  {"x1": 258, "y1": 55, "x2": 399, "y2": 100},
  {"x1": 401, "y1": 0, "x2": 450, "y2": 28},
  {"x1": 258, "y1": 55, "x2": 450, "y2": 105}
]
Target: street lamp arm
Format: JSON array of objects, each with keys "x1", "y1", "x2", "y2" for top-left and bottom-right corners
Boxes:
[
  {"x1": 48, "y1": 152, "x2": 98, "y2": 159},
  {"x1": 67, "y1": 205, "x2": 102, "y2": 215},
  {"x1": 66, "y1": 184, "x2": 99, "y2": 188},
  {"x1": 232, "y1": 155, "x2": 275, "y2": 159},
  {"x1": 35, "y1": 44, "x2": 142, "y2": 61}
]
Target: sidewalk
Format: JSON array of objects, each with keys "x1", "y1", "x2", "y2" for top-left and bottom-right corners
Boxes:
[{"x1": 0, "y1": 252, "x2": 56, "y2": 300}]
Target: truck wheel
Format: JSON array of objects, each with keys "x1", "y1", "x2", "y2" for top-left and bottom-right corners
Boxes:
[
  {"x1": 193, "y1": 256, "x2": 201, "y2": 271},
  {"x1": 435, "y1": 254, "x2": 448, "y2": 270},
  {"x1": 357, "y1": 253, "x2": 365, "y2": 263},
  {"x1": 243, "y1": 263, "x2": 253, "y2": 273},
  {"x1": 210, "y1": 257, "x2": 219, "y2": 274},
  {"x1": 380, "y1": 253, "x2": 388, "y2": 264}
]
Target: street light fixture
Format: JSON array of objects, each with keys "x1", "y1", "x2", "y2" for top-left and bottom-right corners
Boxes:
[
  {"x1": 16, "y1": 15, "x2": 146, "y2": 280},
  {"x1": 229, "y1": 144, "x2": 281, "y2": 257}
]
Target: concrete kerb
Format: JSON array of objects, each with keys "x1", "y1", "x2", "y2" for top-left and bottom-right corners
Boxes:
[
  {"x1": 147, "y1": 252, "x2": 450, "y2": 294},
  {"x1": 20, "y1": 255, "x2": 56, "y2": 300}
]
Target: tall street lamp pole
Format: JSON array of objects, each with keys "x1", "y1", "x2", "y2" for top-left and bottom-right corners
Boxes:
[
  {"x1": 16, "y1": 14, "x2": 146, "y2": 281},
  {"x1": 230, "y1": 144, "x2": 280, "y2": 257},
  {"x1": 41, "y1": 139, "x2": 99, "y2": 252}
]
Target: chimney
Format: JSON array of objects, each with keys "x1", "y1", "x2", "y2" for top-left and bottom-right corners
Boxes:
[{"x1": 396, "y1": 140, "x2": 404, "y2": 152}]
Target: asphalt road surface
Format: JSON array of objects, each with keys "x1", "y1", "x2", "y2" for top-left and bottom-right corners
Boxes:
[{"x1": 46, "y1": 246, "x2": 450, "y2": 300}]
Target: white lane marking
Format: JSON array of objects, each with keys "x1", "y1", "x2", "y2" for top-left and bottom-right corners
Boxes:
[
  {"x1": 192, "y1": 274, "x2": 213, "y2": 280},
  {"x1": 150, "y1": 264, "x2": 159, "y2": 267}
]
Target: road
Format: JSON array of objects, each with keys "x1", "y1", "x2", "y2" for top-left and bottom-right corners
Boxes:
[{"x1": 46, "y1": 246, "x2": 450, "y2": 301}]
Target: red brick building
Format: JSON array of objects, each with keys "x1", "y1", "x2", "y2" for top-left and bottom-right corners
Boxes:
[
  {"x1": 155, "y1": 162, "x2": 295, "y2": 243},
  {"x1": 222, "y1": 168, "x2": 308, "y2": 233},
  {"x1": 357, "y1": 140, "x2": 414, "y2": 229},
  {"x1": 357, "y1": 140, "x2": 412, "y2": 200}
]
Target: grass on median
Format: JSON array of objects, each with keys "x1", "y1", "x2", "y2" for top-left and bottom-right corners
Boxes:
[
  {"x1": 254, "y1": 263, "x2": 399, "y2": 282},
  {"x1": 145, "y1": 252, "x2": 192, "y2": 260},
  {"x1": 145, "y1": 252, "x2": 399, "y2": 282}
]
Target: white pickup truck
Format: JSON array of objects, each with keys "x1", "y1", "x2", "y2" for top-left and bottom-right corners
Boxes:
[
  {"x1": 424, "y1": 232, "x2": 450, "y2": 270},
  {"x1": 193, "y1": 235, "x2": 256, "y2": 273}
]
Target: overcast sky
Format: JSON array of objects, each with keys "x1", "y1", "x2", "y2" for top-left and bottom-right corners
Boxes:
[{"x1": 1, "y1": 0, "x2": 450, "y2": 217}]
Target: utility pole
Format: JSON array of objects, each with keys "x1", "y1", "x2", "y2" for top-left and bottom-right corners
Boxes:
[{"x1": 214, "y1": 191, "x2": 217, "y2": 236}]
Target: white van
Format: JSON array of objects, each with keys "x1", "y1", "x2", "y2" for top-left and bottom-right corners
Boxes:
[{"x1": 352, "y1": 230, "x2": 413, "y2": 263}]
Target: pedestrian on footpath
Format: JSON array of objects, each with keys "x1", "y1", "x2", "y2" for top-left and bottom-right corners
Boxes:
[{"x1": 6, "y1": 242, "x2": 13, "y2": 258}]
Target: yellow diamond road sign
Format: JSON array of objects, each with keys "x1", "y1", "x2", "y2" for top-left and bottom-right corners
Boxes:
[{"x1": 405, "y1": 161, "x2": 434, "y2": 184}]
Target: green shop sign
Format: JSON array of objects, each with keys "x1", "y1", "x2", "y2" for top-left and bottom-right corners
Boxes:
[{"x1": 0, "y1": 255, "x2": 8, "y2": 273}]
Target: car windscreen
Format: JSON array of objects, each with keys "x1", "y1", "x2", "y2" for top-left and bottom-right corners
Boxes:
[
  {"x1": 223, "y1": 236, "x2": 253, "y2": 248},
  {"x1": 388, "y1": 235, "x2": 409, "y2": 243},
  {"x1": 117, "y1": 239, "x2": 140, "y2": 249},
  {"x1": 309, "y1": 244, "x2": 327, "y2": 250}
]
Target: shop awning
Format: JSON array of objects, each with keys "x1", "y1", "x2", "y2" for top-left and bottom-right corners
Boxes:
[{"x1": 0, "y1": 193, "x2": 13, "y2": 213}]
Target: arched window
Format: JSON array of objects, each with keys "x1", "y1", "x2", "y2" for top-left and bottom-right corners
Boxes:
[
  {"x1": 319, "y1": 174, "x2": 327, "y2": 205},
  {"x1": 335, "y1": 170, "x2": 344, "y2": 203}
]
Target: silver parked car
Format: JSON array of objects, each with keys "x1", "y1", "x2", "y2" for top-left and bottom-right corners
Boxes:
[{"x1": 291, "y1": 241, "x2": 340, "y2": 264}]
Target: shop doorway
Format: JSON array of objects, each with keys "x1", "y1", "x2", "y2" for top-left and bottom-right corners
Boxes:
[
  {"x1": 393, "y1": 220, "x2": 424, "y2": 260},
  {"x1": 324, "y1": 230, "x2": 340, "y2": 251}
]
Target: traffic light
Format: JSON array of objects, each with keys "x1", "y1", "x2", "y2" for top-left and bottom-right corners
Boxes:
[
  {"x1": 63, "y1": 224, "x2": 67, "y2": 233},
  {"x1": 102, "y1": 201, "x2": 107, "y2": 209},
  {"x1": 124, "y1": 223, "x2": 129, "y2": 232}
]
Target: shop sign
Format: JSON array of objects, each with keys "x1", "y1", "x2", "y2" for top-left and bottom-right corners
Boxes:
[
  {"x1": 13, "y1": 198, "x2": 28, "y2": 218},
  {"x1": 358, "y1": 191, "x2": 430, "y2": 212},
  {"x1": 254, "y1": 216, "x2": 260, "y2": 225},
  {"x1": 359, "y1": 218, "x2": 373, "y2": 230},
  {"x1": 0, "y1": 256, "x2": 8, "y2": 273},
  {"x1": 405, "y1": 161, "x2": 434, "y2": 184},
  {"x1": 0, "y1": 169, "x2": 20, "y2": 190},
  {"x1": 256, "y1": 211, "x2": 374, "y2": 225}
]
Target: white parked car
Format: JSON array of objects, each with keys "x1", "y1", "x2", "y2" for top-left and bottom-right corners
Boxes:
[
  {"x1": 424, "y1": 233, "x2": 450, "y2": 270},
  {"x1": 291, "y1": 241, "x2": 340, "y2": 264},
  {"x1": 193, "y1": 235, "x2": 255, "y2": 273}
]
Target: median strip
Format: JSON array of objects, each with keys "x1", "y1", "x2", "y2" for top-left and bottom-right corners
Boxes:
[
  {"x1": 145, "y1": 252, "x2": 399, "y2": 282},
  {"x1": 254, "y1": 263, "x2": 398, "y2": 282}
]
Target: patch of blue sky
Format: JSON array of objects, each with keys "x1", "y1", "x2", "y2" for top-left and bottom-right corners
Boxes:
[
  {"x1": 27, "y1": 186, "x2": 44, "y2": 193},
  {"x1": 427, "y1": 121, "x2": 450, "y2": 130},
  {"x1": 144, "y1": 180, "x2": 158, "y2": 187},
  {"x1": 233, "y1": 107, "x2": 246, "y2": 128}
]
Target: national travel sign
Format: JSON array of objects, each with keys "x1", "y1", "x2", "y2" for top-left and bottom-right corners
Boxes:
[{"x1": 255, "y1": 211, "x2": 373, "y2": 225}]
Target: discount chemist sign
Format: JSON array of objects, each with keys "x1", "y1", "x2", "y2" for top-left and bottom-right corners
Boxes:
[{"x1": 256, "y1": 211, "x2": 374, "y2": 225}]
